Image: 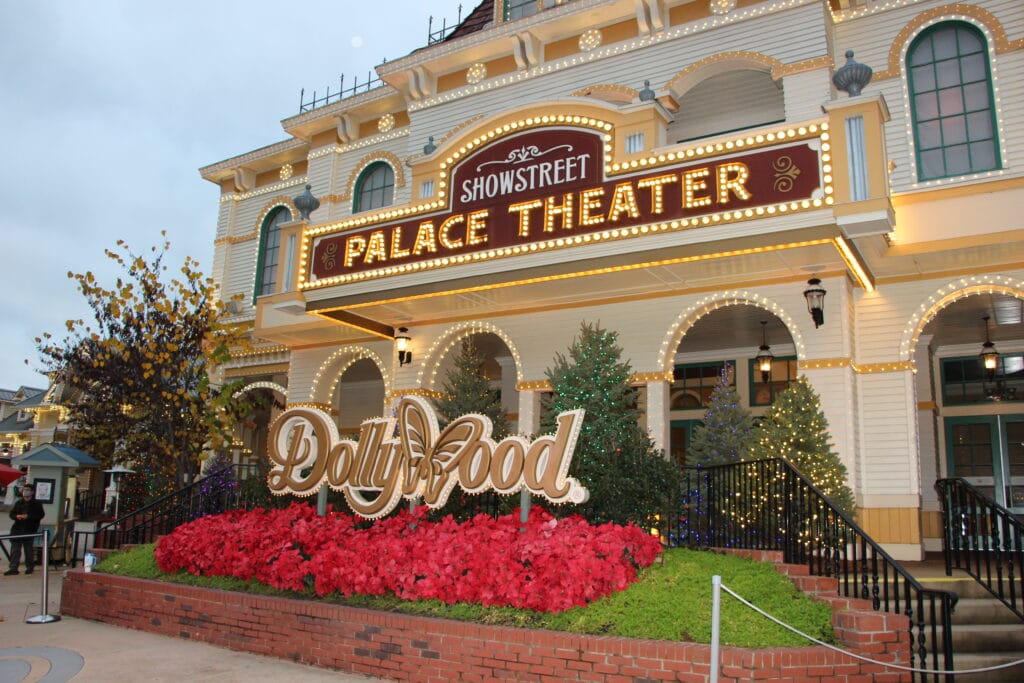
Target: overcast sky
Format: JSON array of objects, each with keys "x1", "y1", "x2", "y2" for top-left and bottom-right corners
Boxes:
[{"x1": 0, "y1": 0, "x2": 468, "y2": 390}]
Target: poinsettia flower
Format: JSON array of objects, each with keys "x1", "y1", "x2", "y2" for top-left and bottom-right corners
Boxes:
[{"x1": 155, "y1": 502, "x2": 661, "y2": 613}]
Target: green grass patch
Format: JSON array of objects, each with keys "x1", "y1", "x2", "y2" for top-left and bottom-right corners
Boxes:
[{"x1": 97, "y1": 545, "x2": 834, "y2": 648}]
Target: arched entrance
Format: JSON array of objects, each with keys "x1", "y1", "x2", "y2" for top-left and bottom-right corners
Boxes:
[
  {"x1": 333, "y1": 358, "x2": 386, "y2": 438},
  {"x1": 423, "y1": 323, "x2": 521, "y2": 434},
  {"x1": 917, "y1": 290, "x2": 1024, "y2": 513},
  {"x1": 667, "y1": 303, "x2": 797, "y2": 466},
  {"x1": 231, "y1": 381, "x2": 287, "y2": 465}
]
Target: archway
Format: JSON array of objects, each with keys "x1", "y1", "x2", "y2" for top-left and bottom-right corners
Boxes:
[
  {"x1": 230, "y1": 381, "x2": 287, "y2": 479},
  {"x1": 665, "y1": 302, "x2": 797, "y2": 466},
  {"x1": 912, "y1": 286, "x2": 1024, "y2": 516}
]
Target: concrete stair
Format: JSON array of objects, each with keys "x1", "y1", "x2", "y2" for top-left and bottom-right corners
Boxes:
[{"x1": 906, "y1": 561, "x2": 1024, "y2": 681}]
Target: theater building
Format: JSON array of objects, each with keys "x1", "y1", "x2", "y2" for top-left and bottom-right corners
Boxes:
[{"x1": 200, "y1": 0, "x2": 1024, "y2": 560}]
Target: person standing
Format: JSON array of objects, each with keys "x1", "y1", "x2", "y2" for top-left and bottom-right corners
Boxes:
[{"x1": 6, "y1": 483, "x2": 45, "y2": 575}]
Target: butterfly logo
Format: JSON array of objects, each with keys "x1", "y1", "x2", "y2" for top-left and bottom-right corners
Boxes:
[{"x1": 398, "y1": 396, "x2": 490, "y2": 505}]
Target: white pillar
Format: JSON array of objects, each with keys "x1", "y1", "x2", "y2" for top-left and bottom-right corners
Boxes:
[
  {"x1": 495, "y1": 356, "x2": 518, "y2": 433},
  {"x1": 645, "y1": 379, "x2": 670, "y2": 453},
  {"x1": 518, "y1": 390, "x2": 541, "y2": 436}
]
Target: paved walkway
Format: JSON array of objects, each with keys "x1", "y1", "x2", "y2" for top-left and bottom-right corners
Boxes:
[{"x1": 0, "y1": 518, "x2": 391, "y2": 681}]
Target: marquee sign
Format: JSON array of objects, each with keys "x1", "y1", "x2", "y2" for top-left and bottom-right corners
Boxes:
[
  {"x1": 266, "y1": 396, "x2": 589, "y2": 519},
  {"x1": 306, "y1": 124, "x2": 826, "y2": 287}
]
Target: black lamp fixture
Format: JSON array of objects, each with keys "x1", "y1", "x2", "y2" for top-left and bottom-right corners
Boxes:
[
  {"x1": 804, "y1": 277, "x2": 826, "y2": 328},
  {"x1": 396, "y1": 327, "x2": 412, "y2": 367},
  {"x1": 755, "y1": 320, "x2": 774, "y2": 384},
  {"x1": 980, "y1": 315, "x2": 999, "y2": 381}
]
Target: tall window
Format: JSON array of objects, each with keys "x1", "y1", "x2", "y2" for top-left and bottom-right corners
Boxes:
[
  {"x1": 255, "y1": 207, "x2": 290, "y2": 298},
  {"x1": 354, "y1": 162, "x2": 395, "y2": 213},
  {"x1": 907, "y1": 21, "x2": 1000, "y2": 181}
]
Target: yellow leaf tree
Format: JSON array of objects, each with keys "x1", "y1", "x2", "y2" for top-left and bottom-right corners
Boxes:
[{"x1": 37, "y1": 235, "x2": 250, "y2": 498}]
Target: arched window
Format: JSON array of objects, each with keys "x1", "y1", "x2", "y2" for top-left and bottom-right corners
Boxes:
[
  {"x1": 254, "y1": 207, "x2": 291, "y2": 298},
  {"x1": 354, "y1": 162, "x2": 395, "y2": 213},
  {"x1": 907, "y1": 22, "x2": 1000, "y2": 181}
]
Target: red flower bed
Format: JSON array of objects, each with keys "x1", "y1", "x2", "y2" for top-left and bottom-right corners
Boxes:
[{"x1": 154, "y1": 503, "x2": 662, "y2": 613}]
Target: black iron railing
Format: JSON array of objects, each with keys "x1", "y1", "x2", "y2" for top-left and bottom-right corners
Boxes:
[
  {"x1": 75, "y1": 489, "x2": 106, "y2": 519},
  {"x1": 298, "y1": 70, "x2": 385, "y2": 113},
  {"x1": 428, "y1": 5, "x2": 463, "y2": 44},
  {"x1": 70, "y1": 465, "x2": 261, "y2": 567},
  {"x1": 936, "y1": 477, "x2": 1024, "y2": 620},
  {"x1": 664, "y1": 459, "x2": 957, "y2": 683}
]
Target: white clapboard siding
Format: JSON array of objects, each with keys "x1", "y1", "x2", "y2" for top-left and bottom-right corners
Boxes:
[
  {"x1": 856, "y1": 371, "x2": 919, "y2": 495},
  {"x1": 410, "y1": 2, "x2": 830, "y2": 141},
  {"x1": 782, "y1": 69, "x2": 833, "y2": 122},
  {"x1": 214, "y1": 201, "x2": 232, "y2": 240}
]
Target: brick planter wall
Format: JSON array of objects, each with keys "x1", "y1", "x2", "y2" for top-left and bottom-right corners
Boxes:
[{"x1": 61, "y1": 565, "x2": 912, "y2": 682}]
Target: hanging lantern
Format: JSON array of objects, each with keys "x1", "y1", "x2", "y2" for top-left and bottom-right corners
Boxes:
[
  {"x1": 756, "y1": 321, "x2": 774, "y2": 384},
  {"x1": 980, "y1": 315, "x2": 999, "y2": 381}
]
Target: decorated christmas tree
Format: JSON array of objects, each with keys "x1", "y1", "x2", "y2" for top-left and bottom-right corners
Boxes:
[
  {"x1": 749, "y1": 376, "x2": 856, "y2": 517},
  {"x1": 687, "y1": 365, "x2": 755, "y2": 467},
  {"x1": 197, "y1": 451, "x2": 239, "y2": 516},
  {"x1": 433, "y1": 339, "x2": 511, "y2": 519},
  {"x1": 542, "y1": 322, "x2": 679, "y2": 525},
  {"x1": 434, "y1": 339, "x2": 510, "y2": 439}
]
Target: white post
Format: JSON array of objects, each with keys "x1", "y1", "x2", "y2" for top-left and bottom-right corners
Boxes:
[{"x1": 710, "y1": 574, "x2": 722, "y2": 683}]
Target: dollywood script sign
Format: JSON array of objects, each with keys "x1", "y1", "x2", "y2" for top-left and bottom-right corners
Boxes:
[{"x1": 266, "y1": 396, "x2": 589, "y2": 519}]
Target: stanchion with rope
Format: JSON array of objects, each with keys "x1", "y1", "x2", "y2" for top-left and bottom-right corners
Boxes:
[
  {"x1": 710, "y1": 575, "x2": 722, "y2": 683},
  {"x1": 4, "y1": 530, "x2": 62, "y2": 624},
  {"x1": 711, "y1": 574, "x2": 1024, "y2": 678}
]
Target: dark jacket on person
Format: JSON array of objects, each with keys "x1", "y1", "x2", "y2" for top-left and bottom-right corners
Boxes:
[{"x1": 9, "y1": 496, "x2": 45, "y2": 535}]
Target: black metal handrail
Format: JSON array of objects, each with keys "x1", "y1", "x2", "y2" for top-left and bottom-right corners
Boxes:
[
  {"x1": 664, "y1": 459, "x2": 957, "y2": 683},
  {"x1": 75, "y1": 489, "x2": 106, "y2": 519},
  {"x1": 936, "y1": 477, "x2": 1024, "y2": 620},
  {"x1": 70, "y1": 465, "x2": 260, "y2": 567}
]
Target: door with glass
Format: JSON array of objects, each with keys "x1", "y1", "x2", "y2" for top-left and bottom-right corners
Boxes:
[{"x1": 945, "y1": 414, "x2": 1024, "y2": 513}]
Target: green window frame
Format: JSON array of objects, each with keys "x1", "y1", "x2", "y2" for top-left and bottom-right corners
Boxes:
[
  {"x1": 940, "y1": 353, "x2": 1023, "y2": 405},
  {"x1": 907, "y1": 21, "x2": 1000, "y2": 181},
  {"x1": 671, "y1": 361, "x2": 733, "y2": 411},
  {"x1": 749, "y1": 356, "x2": 798, "y2": 407},
  {"x1": 354, "y1": 162, "x2": 395, "y2": 213},
  {"x1": 254, "y1": 206, "x2": 291, "y2": 300}
]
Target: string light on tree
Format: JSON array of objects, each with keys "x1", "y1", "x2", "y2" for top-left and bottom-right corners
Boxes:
[{"x1": 542, "y1": 322, "x2": 680, "y2": 525}]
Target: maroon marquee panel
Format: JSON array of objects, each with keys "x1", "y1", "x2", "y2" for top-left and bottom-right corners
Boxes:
[{"x1": 309, "y1": 127, "x2": 822, "y2": 282}]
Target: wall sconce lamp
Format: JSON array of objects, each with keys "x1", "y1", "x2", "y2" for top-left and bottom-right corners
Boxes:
[
  {"x1": 803, "y1": 278, "x2": 826, "y2": 328},
  {"x1": 396, "y1": 327, "x2": 412, "y2": 367},
  {"x1": 980, "y1": 315, "x2": 999, "y2": 381},
  {"x1": 755, "y1": 320, "x2": 774, "y2": 384}
]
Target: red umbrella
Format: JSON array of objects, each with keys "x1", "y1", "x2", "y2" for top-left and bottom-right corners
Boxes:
[{"x1": 0, "y1": 463, "x2": 25, "y2": 487}]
